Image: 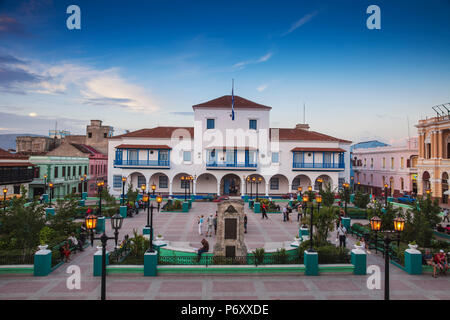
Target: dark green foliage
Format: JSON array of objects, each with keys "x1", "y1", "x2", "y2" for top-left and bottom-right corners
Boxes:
[
  {"x1": 401, "y1": 194, "x2": 441, "y2": 247},
  {"x1": 319, "y1": 182, "x2": 336, "y2": 208},
  {"x1": 252, "y1": 248, "x2": 265, "y2": 266},
  {"x1": 164, "y1": 200, "x2": 182, "y2": 211},
  {"x1": 353, "y1": 191, "x2": 370, "y2": 209},
  {"x1": 0, "y1": 186, "x2": 46, "y2": 254},
  {"x1": 126, "y1": 183, "x2": 139, "y2": 205},
  {"x1": 367, "y1": 201, "x2": 400, "y2": 231}
]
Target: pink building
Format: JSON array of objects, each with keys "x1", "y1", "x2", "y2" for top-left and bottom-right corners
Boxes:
[
  {"x1": 352, "y1": 138, "x2": 418, "y2": 197},
  {"x1": 72, "y1": 144, "x2": 108, "y2": 196}
]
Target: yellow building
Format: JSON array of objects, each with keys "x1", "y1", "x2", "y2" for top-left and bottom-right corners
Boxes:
[{"x1": 416, "y1": 109, "x2": 450, "y2": 203}]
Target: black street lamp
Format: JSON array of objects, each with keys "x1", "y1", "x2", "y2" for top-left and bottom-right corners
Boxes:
[
  {"x1": 297, "y1": 186, "x2": 303, "y2": 199},
  {"x1": 146, "y1": 195, "x2": 163, "y2": 253},
  {"x1": 80, "y1": 177, "x2": 84, "y2": 199},
  {"x1": 350, "y1": 176, "x2": 354, "y2": 193},
  {"x1": 48, "y1": 182, "x2": 54, "y2": 207},
  {"x1": 140, "y1": 184, "x2": 146, "y2": 212},
  {"x1": 255, "y1": 177, "x2": 262, "y2": 201},
  {"x1": 370, "y1": 215, "x2": 405, "y2": 300},
  {"x1": 181, "y1": 176, "x2": 187, "y2": 201},
  {"x1": 343, "y1": 182, "x2": 350, "y2": 216},
  {"x1": 85, "y1": 213, "x2": 123, "y2": 300},
  {"x1": 250, "y1": 177, "x2": 255, "y2": 199},
  {"x1": 384, "y1": 183, "x2": 388, "y2": 206},
  {"x1": 121, "y1": 177, "x2": 127, "y2": 206},
  {"x1": 43, "y1": 174, "x2": 48, "y2": 195},
  {"x1": 151, "y1": 183, "x2": 156, "y2": 197},
  {"x1": 3, "y1": 188, "x2": 7, "y2": 213},
  {"x1": 303, "y1": 192, "x2": 313, "y2": 252},
  {"x1": 97, "y1": 181, "x2": 105, "y2": 217},
  {"x1": 357, "y1": 182, "x2": 361, "y2": 192}
]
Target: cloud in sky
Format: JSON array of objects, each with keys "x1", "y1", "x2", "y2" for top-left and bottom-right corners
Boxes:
[
  {"x1": 282, "y1": 11, "x2": 319, "y2": 36},
  {"x1": 233, "y1": 52, "x2": 273, "y2": 69},
  {"x1": 257, "y1": 84, "x2": 268, "y2": 92},
  {"x1": 0, "y1": 53, "x2": 159, "y2": 113},
  {"x1": 0, "y1": 15, "x2": 30, "y2": 37}
]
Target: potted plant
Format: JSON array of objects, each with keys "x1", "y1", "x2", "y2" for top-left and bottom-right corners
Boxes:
[
  {"x1": 353, "y1": 240, "x2": 364, "y2": 251},
  {"x1": 408, "y1": 241, "x2": 418, "y2": 250},
  {"x1": 156, "y1": 234, "x2": 164, "y2": 240}
]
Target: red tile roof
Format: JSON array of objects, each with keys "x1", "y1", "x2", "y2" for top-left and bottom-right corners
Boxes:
[
  {"x1": 110, "y1": 127, "x2": 194, "y2": 140},
  {"x1": 192, "y1": 95, "x2": 271, "y2": 110},
  {"x1": 0, "y1": 162, "x2": 35, "y2": 167},
  {"x1": 0, "y1": 148, "x2": 29, "y2": 160},
  {"x1": 272, "y1": 128, "x2": 351, "y2": 143},
  {"x1": 291, "y1": 147, "x2": 346, "y2": 152},
  {"x1": 115, "y1": 144, "x2": 172, "y2": 150}
]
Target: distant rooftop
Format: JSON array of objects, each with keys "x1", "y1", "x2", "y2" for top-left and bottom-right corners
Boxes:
[{"x1": 351, "y1": 140, "x2": 389, "y2": 151}]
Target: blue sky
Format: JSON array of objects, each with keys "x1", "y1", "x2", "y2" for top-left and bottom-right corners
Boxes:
[{"x1": 0, "y1": 0, "x2": 449, "y2": 145}]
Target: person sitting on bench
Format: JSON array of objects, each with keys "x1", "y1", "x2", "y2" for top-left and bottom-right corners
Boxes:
[{"x1": 197, "y1": 238, "x2": 209, "y2": 259}]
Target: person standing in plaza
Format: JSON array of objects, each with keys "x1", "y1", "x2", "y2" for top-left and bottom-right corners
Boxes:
[
  {"x1": 297, "y1": 204, "x2": 303, "y2": 222},
  {"x1": 443, "y1": 208, "x2": 449, "y2": 222},
  {"x1": 213, "y1": 212, "x2": 218, "y2": 235},
  {"x1": 206, "y1": 214, "x2": 214, "y2": 237},
  {"x1": 282, "y1": 205, "x2": 287, "y2": 222},
  {"x1": 336, "y1": 223, "x2": 347, "y2": 248},
  {"x1": 198, "y1": 215, "x2": 204, "y2": 235},
  {"x1": 262, "y1": 204, "x2": 268, "y2": 219},
  {"x1": 244, "y1": 214, "x2": 248, "y2": 233}
]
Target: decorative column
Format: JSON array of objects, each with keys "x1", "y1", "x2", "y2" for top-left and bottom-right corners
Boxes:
[
  {"x1": 265, "y1": 182, "x2": 269, "y2": 197},
  {"x1": 193, "y1": 179, "x2": 197, "y2": 195},
  {"x1": 169, "y1": 181, "x2": 173, "y2": 197},
  {"x1": 438, "y1": 130, "x2": 443, "y2": 158},
  {"x1": 217, "y1": 181, "x2": 221, "y2": 196},
  {"x1": 34, "y1": 245, "x2": 52, "y2": 276}
]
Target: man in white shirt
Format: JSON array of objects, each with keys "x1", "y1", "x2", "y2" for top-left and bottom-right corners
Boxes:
[{"x1": 336, "y1": 224, "x2": 347, "y2": 248}]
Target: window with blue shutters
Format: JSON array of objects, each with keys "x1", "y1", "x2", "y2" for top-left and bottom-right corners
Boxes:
[
  {"x1": 207, "y1": 119, "x2": 215, "y2": 129},
  {"x1": 270, "y1": 178, "x2": 279, "y2": 190},
  {"x1": 159, "y1": 175, "x2": 168, "y2": 188},
  {"x1": 138, "y1": 176, "x2": 146, "y2": 188},
  {"x1": 249, "y1": 119, "x2": 257, "y2": 130},
  {"x1": 113, "y1": 175, "x2": 122, "y2": 188}
]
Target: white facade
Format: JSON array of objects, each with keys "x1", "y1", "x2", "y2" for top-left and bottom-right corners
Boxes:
[{"x1": 107, "y1": 95, "x2": 351, "y2": 197}]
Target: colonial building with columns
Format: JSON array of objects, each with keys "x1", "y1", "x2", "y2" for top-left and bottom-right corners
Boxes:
[
  {"x1": 107, "y1": 95, "x2": 352, "y2": 198},
  {"x1": 416, "y1": 111, "x2": 450, "y2": 203}
]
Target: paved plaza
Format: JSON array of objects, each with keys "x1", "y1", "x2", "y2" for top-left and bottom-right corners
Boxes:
[{"x1": 0, "y1": 202, "x2": 449, "y2": 300}]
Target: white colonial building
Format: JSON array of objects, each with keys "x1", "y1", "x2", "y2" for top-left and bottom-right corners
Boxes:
[{"x1": 107, "y1": 95, "x2": 352, "y2": 198}]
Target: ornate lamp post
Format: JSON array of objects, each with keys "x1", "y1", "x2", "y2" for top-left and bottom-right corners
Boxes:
[
  {"x1": 251, "y1": 177, "x2": 255, "y2": 199},
  {"x1": 180, "y1": 176, "x2": 187, "y2": 201},
  {"x1": 121, "y1": 177, "x2": 127, "y2": 205},
  {"x1": 146, "y1": 195, "x2": 163, "y2": 253},
  {"x1": 48, "y1": 182, "x2": 54, "y2": 207},
  {"x1": 297, "y1": 186, "x2": 303, "y2": 197},
  {"x1": 350, "y1": 176, "x2": 354, "y2": 192},
  {"x1": 303, "y1": 192, "x2": 314, "y2": 252},
  {"x1": 85, "y1": 213, "x2": 123, "y2": 300},
  {"x1": 80, "y1": 177, "x2": 84, "y2": 199},
  {"x1": 3, "y1": 187, "x2": 7, "y2": 213},
  {"x1": 97, "y1": 181, "x2": 105, "y2": 216},
  {"x1": 357, "y1": 182, "x2": 361, "y2": 192},
  {"x1": 343, "y1": 182, "x2": 350, "y2": 216},
  {"x1": 43, "y1": 174, "x2": 48, "y2": 195},
  {"x1": 370, "y1": 215, "x2": 405, "y2": 300},
  {"x1": 256, "y1": 177, "x2": 262, "y2": 201},
  {"x1": 426, "y1": 189, "x2": 431, "y2": 198},
  {"x1": 151, "y1": 183, "x2": 156, "y2": 197},
  {"x1": 140, "y1": 184, "x2": 146, "y2": 211},
  {"x1": 384, "y1": 183, "x2": 389, "y2": 206}
]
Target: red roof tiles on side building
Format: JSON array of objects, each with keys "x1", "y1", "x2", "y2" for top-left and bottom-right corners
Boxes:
[
  {"x1": 192, "y1": 95, "x2": 271, "y2": 110},
  {"x1": 110, "y1": 127, "x2": 195, "y2": 140}
]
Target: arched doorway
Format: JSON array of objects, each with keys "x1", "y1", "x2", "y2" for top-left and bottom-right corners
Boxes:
[
  {"x1": 292, "y1": 174, "x2": 312, "y2": 191},
  {"x1": 389, "y1": 177, "x2": 394, "y2": 197},
  {"x1": 196, "y1": 173, "x2": 218, "y2": 195},
  {"x1": 268, "y1": 174, "x2": 289, "y2": 195},
  {"x1": 314, "y1": 174, "x2": 333, "y2": 191},
  {"x1": 442, "y1": 172, "x2": 448, "y2": 204},
  {"x1": 172, "y1": 172, "x2": 192, "y2": 196},
  {"x1": 128, "y1": 172, "x2": 146, "y2": 191},
  {"x1": 149, "y1": 172, "x2": 170, "y2": 195},
  {"x1": 422, "y1": 171, "x2": 430, "y2": 194},
  {"x1": 221, "y1": 173, "x2": 241, "y2": 196}
]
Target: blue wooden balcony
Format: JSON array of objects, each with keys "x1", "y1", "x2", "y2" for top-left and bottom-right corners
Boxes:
[
  {"x1": 293, "y1": 162, "x2": 345, "y2": 170},
  {"x1": 206, "y1": 162, "x2": 257, "y2": 170},
  {"x1": 114, "y1": 160, "x2": 170, "y2": 168}
]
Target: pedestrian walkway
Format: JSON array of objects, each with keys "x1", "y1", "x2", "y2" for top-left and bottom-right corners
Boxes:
[{"x1": 0, "y1": 202, "x2": 448, "y2": 300}]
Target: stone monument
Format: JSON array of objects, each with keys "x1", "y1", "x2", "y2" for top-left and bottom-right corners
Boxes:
[{"x1": 213, "y1": 200, "x2": 247, "y2": 258}]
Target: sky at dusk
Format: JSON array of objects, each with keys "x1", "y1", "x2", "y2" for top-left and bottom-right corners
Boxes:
[{"x1": 0, "y1": 0, "x2": 449, "y2": 145}]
